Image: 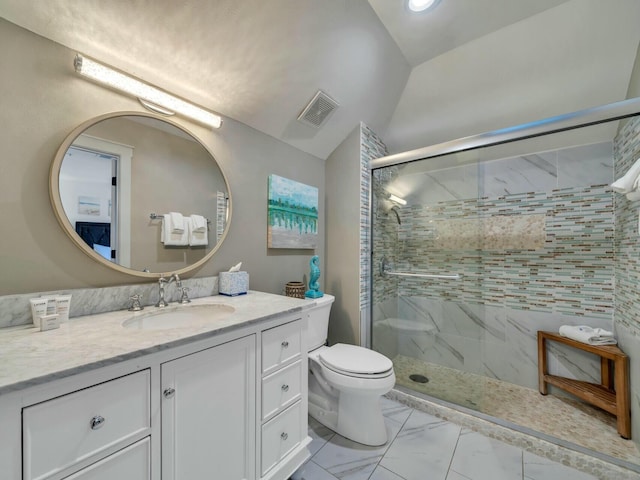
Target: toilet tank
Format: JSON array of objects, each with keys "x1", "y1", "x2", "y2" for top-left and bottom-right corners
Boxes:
[{"x1": 306, "y1": 294, "x2": 335, "y2": 351}]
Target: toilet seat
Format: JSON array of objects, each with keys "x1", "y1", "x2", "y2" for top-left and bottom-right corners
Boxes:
[{"x1": 319, "y1": 344, "x2": 393, "y2": 379}]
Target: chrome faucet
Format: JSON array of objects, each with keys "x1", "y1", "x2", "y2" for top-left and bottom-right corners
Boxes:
[{"x1": 156, "y1": 273, "x2": 181, "y2": 307}]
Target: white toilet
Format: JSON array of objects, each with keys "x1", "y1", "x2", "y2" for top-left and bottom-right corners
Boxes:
[{"x1": 306, "y1": 294, "x2": 396, "y2": 446}]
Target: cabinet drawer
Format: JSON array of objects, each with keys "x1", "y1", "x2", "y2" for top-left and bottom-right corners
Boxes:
[
  {"x1": 262, "y1": 320, "x2": 302, "y2": 374},
  {"x1": 261, "y1": 400, "x2": 303, "y2": 475},
  {"x1": 262, "y1": 360, "x2": 302, "y2": 420},
  {"x1": 23, "y1": 370, "x2": 150, "y2": 480},
  {"x1": 63, "y1": 437, "x2": 150, "y2": 480}
]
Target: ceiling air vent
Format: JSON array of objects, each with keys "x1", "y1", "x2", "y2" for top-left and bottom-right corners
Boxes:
[{"x1": 297, "y1": 90, "x2": 339, "y2": 128}]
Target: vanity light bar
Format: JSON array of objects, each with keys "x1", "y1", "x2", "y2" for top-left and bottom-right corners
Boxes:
[{"x1": 74, "y1": 54, "x2": 223, "y2": 129}]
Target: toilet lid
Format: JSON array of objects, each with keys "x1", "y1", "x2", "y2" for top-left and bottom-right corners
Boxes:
[{"x1": 319, "y1": 343, "x2": 393, "y2": 375}]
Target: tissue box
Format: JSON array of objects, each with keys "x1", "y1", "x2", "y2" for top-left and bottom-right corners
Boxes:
[{"x1": 219, "y1": 271, "x2": 249, "y2": 296}]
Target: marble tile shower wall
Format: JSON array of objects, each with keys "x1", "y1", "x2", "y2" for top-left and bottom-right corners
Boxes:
[{"x1": 373, "y1": 142, "x2": 617, "y2": 390}]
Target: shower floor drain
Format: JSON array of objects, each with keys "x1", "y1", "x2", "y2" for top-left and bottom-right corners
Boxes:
[{"x1": 409, "y1": 374, "x2": 429, "y2": 384}]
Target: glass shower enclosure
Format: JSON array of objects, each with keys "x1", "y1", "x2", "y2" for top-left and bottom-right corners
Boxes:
[{"x1": 368, "y1": 98, "x2": 640, "y2": 466}]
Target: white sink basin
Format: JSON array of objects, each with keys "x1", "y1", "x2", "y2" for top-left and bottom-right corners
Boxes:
[{"x1": 122, "y1": 303, "x2": 236, "y2": 330}]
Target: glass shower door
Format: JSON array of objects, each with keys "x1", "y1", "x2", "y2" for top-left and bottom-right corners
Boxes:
[{"x1": 371, "y1": 157, "x2": 490, "y2": 411}]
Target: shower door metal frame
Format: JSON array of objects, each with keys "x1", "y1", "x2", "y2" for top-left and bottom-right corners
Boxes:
[{"x1": 365, "y1": 95, "x2": 640, "y2": 348}]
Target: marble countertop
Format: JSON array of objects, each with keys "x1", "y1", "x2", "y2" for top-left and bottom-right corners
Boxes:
[{"x1": 0, "y1": 291, "x2": 313, "y2": 395}]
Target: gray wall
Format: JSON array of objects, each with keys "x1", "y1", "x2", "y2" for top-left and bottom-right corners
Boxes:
[
  {"x1": 325, "y1": 126, "x2": 361, "y2": 345},
  {"x1": 627, "y1": 40, "x2": 640, "y2": 99},
  {"x1": 0, "y1": 18, "x2": 324, "y2": 296}
]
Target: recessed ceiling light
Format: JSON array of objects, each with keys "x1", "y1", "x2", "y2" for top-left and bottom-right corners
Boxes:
[{"x1": 407, "y1": 0, "x2": 441, "y2": 13}]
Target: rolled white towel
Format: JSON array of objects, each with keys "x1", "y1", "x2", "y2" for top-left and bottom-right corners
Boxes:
[
  {"x1": 626, "y1": 189, "x2": 640, "y2": 201},
  {"x1": 169, "y1": 212, "x2": 185, "y2": 233},
  {"x1": 559, "y1": 325, "x2": 617, "y2": 345},
  {"x1": 611, "y1": 157, "x2": 640, "y2": 194}
]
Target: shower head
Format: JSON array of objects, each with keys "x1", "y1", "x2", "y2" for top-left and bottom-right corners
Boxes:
[
  {"x1": 389, "y1": 205, "x2": 401, "y2": 225},
  {"x1": 375, "y1": 197, "x2": 402, "y2": 225}
]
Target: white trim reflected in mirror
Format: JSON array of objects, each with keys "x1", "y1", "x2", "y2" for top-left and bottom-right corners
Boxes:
[{"x1": 65, "y1": 134, "x2": 133, "y2": 268}]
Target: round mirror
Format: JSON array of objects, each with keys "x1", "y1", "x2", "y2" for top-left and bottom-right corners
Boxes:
[{"x1": 50, "y1": 112, "x2": 231, "y2": 277}]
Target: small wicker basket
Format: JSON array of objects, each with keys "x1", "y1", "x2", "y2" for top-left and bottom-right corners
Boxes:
[{"x1": 285, "y1": 281, "x2": 306, "y2": 299}]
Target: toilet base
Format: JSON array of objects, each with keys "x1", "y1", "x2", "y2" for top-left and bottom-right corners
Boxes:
[{"x1": 308, "y1": 390, "x2": 388, "y2": 446}]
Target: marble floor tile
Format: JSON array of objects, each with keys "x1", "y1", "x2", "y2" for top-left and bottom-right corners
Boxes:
[
  {"x1": 445, "y1": 471, "x2": 473, "y2": 480},
  {"x1": 369, "y1": 465, "x2": 406, "y2": 480},
  {"x1": 380, "y1": 395, "x2": 413, "y2": 424},
  {"x1": 308, "y1": 416, "x2": 336, "y2": 456},
  {"x1": 311, "y1": 416, "x2": 404, "y2": 480},
  {"x1": 292, "y1": 398, "x2": 628, "y2": 480},
  {"x1": 379, "y1": 409, "x2": 462, "y2": 480},
  {"x1": 291, "y1": 460, "x2": 339, "y2": 480},
  {"x1": 522, "y1": 451, "x2": 599, "y2": 480},
  {"x1": 448, "y1": 429, "x2": 523, "y2": 480}
]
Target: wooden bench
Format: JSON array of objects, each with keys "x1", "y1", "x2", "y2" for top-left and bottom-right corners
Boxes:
[{"x1": 537, "y1": 330, "x2": 630, "y2": 439}]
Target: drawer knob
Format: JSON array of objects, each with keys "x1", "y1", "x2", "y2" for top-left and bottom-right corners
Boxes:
[
  {"x1": 163, "y1": 387, "x2": 176, "y2": 399},
  {"x1": 281, "y1": 341, "x2": 289, "y2": 348},
  {"x1": 281, "y1": 384, "x2": 289, "y2": 392},
  {"x1": 281, "y1": 432, "x2": 288, "y2": 441},
  {"x1": 90, "y1": 415, "x2": 105, "y2": 430}
]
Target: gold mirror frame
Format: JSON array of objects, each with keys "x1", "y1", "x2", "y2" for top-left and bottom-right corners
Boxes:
[{"x1": 49, "y1": 111, "x2": 232, "y2": 278}]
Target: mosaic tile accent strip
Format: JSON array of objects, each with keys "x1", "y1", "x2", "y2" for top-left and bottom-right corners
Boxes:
[
  {"x1": 430, "y1": 214, "x2": 546, "y2": 250},
  {"x1": 613, "y1": 115, "x2": 640, "y2": 453},
  {"x1": 614, "y1": 115, "x2": 640, "y2": 336},
  {"x1": 216, "y1": 191, "x2": 227, "y2": 243},
  {"x1": 360, "y1": 123, "x2": 388, "y2": 313},
  {"x1": 389, "y1": 185, "x2": 614, "y2": 319}
]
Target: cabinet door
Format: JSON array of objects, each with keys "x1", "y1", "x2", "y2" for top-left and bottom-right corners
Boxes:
[
  {"x1": 161, "y1": 335, "x2": 256, "y2": 480},
  {"x1": 63, "y1": 437, "x2": 150, "y2": 480}
]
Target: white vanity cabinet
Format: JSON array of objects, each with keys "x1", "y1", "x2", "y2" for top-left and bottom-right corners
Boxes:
[
  {"x1": 259, "y1": 319, "x2": 307, "y2": 479},
  {"x1": 0, "y1": 298, "x2": 311, "y2": 480},
  {"x1": 160, "y1": 334, "x2": 256, "y2": 480},
  {"x1": 158, "y1": 317, "x2": 309, "y2": 480}
]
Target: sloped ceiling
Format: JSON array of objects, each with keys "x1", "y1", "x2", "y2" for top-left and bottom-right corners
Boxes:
[
  {"x1": 0, "y1": 0, "x2": 639, "y2": 159},
  {"x1": 380, "y1": 0, "x2": 640, "y2": 154},
  {"x1": 0, "y1": 0, "x2": 410, "y2": 160},
  {"x1": 367, "y1": 0, "x2": 569, "y2": 67}
]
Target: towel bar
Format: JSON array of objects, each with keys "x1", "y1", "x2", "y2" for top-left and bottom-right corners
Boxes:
[
  {"x1": 379, "y1": 256, "x2": 461, "y2": 280},
  {"x1": 383, "y1": 271, "x2": 461, "y2": 280},
  {"x1": 149, "y1": 213, "x2": 210, "y2": 224}
]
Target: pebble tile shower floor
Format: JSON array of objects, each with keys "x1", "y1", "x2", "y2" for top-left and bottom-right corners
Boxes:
[{"x1": 392, "y1": 355, "x2": 640, "y2": 465}]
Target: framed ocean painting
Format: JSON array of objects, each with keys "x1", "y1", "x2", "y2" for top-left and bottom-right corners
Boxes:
[{"x1": 267, "y1": 174, "x2": 318, "y2": 248}]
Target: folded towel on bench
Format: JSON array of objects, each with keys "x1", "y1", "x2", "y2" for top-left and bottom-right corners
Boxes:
[{"x1": 559, "y1": 325, "x2": 617, "y2": 346}]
